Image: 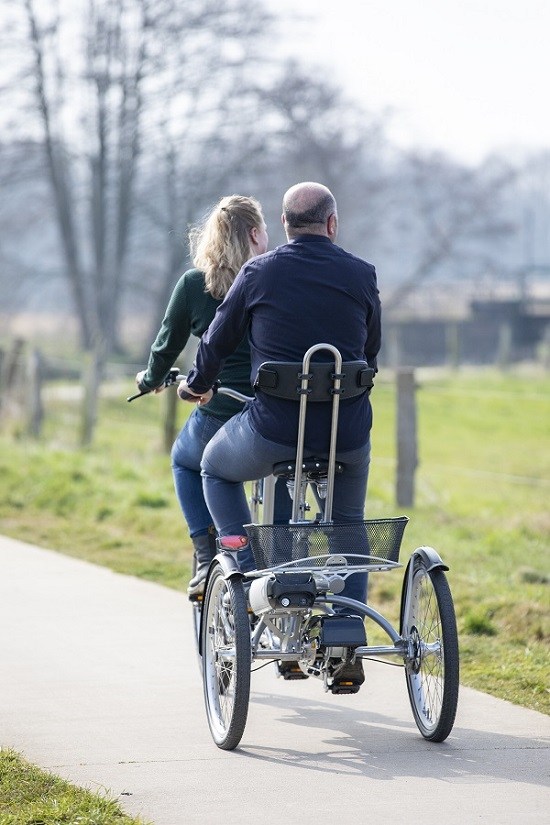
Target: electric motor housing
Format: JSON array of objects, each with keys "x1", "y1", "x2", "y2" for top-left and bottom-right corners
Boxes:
[{"x1": 249, "y1": 572, "x2": 317, "y2": 614}]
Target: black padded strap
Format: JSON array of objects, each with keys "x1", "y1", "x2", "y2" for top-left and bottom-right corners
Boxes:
[
  {"x1": 254, "y1": 361, "x2": 374, "y2": 402},
  {"x1": 272, "y1": 459, "x2": 345, "y2": 478}
]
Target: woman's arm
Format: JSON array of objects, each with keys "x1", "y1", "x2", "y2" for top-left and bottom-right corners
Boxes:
[{"x1": 137, "y1": 274, "x2": 193, "y2": 391}]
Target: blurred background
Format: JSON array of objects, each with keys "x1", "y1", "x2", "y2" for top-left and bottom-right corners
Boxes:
[
  {"x1": 1, "y1": 0, "x2": 549, "y2": 383},
  {"x1": 1, "y1": 2, "x2": 548, "y2": 716}
]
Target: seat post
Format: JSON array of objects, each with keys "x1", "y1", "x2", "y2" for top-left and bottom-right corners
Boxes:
[{"x1": 261, "y1": 474, "x2": 276, "y2": 524}]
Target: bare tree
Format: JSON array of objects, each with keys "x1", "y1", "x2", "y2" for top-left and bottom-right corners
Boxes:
[
  {"x1": 2, "y1": 0, "x2": 274, "y2": 355},
  {"x1": 235, "y1": 62, "x2": 391, "y2": 253},
  {"x1": 132, "y1": 61, "x2": 392, "y2": 353},
  {"x1": 382, "y1": 151, "x2": 517, "y2": 311}
]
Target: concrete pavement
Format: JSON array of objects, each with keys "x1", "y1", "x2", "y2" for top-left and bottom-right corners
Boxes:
[{"x1": 1, "y1": 534, "x2": 548, "y2": 824}]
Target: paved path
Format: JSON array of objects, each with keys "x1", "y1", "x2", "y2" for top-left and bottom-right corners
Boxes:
[{"x1": 1, "y1": 534, "x2": 549, "y2": 824}]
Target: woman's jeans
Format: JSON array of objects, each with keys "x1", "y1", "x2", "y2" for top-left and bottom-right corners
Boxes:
[
  {"x1": 201, "y1": 410, "x2": 371, "y2": 604},
  {"x1": 171, "y1": 407, "x2": 292, "y2": 539},
  {"x1": 171, "y1": 408, "x2": 224, "y2": 538}
]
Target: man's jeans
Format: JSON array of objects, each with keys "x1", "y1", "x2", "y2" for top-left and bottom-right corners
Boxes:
[
  {"x1": 172, "y1": 407, "x2": 292, "y2": 539},
  {"x1": 201, "y1": 410, "x2": 371, "y2": 604}
]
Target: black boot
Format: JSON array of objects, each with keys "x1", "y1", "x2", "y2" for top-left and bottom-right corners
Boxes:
[{"x1": 187, "y1": 528, "x2": 217, "y2": 597}]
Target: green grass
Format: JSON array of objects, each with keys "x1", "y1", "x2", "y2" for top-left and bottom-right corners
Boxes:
[
  {"x1": 1, "y1": 369, "x2": 549, "y2": 718},
  {"x1": 366, "y1": 367, "x2": 550, "y2": 714},
  {"x1": 0, "y1": 388, "x2": 190, "y2": 590},
  {"x1": 0, "y1": 749, "x2": 150, "y2": 825}
]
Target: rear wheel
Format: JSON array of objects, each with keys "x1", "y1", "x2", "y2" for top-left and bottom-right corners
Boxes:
[
  {"x1": 201, "y1": 563, "x2": 251, "y2": 750},
  {"x1": 401, "y1": 561, "x2": 459, "y2": 742}
]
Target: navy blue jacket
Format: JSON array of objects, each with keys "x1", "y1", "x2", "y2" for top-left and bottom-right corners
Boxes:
[{"x1": 187, "y1": 234, "x2": 381, "y2": 452}]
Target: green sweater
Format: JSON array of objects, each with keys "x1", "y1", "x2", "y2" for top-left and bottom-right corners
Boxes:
[{"x1": 142, "y1": 268, "x2": 252, "y2": 420}]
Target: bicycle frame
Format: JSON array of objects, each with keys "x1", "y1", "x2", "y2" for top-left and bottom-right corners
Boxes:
[{"x1": 127, "y1": 351, "x2": 459, "y2": 749}]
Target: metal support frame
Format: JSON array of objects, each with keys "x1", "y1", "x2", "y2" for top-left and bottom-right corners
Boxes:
[{"x1": 291, "y1": 343, "x2": 343, "y2": 523}]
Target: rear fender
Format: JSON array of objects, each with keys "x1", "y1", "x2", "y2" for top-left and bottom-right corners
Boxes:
[{"x1": 198, "y1": 551, "x2": 245, "y2": 656}]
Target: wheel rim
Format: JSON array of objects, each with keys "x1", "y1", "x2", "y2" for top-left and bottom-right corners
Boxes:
[{"x1": 406, "y1": 569, "x2": 445, "y2": 733}]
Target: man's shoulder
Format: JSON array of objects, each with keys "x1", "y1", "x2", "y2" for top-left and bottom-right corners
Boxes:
[
  {"x1": 333, "y1": 244, "x2": 375, "y2": 270},
  {"x1": 253, "y1": 244, "x2": 290, "y2": 261},
  {"x1": 242, "y1": 246, "x2": 285, "y2": 275},
  {"x1": 243, "y1": 242, "x2": 375, "y2": 276}
]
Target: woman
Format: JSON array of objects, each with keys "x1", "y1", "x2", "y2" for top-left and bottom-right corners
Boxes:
[{"x1": 135, "y1": 195, "x2": 270, "y2": 596}]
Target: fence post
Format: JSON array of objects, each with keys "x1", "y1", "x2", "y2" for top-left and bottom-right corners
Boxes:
[
  {"x1": 163, "y1": 385, "x2": 178, "y2": 453},
  {"x1": 0, "y1": 338, "x2": 26, "y2": 427},
  {"x1": 497, "y1": 322, "x2": 512, "y2": 370},
  {"x1": 446, "y1": 322, "x2": 460, "y2": 370},
  {"x1": 538, "y1": 325, "x2": 550, "y2": 371},
  {"x1": 26, "y1": 347, "x2": 44, "y2": 437},
  {"x1": 396, "y1": 368, "x2": 418, "y2": 508}
]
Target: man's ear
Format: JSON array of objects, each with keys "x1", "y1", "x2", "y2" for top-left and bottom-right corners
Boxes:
[
  {"x1": 282, "y1": 213, "x2": 291, "y2": 240},
  {"x1": 327, "y1": 213, "x2": 338, "y2": 239}
]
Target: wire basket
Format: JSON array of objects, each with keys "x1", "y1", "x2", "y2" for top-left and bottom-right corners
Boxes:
[{"x1": 244, "y1": 517, "x2": 409, "y2": 570}]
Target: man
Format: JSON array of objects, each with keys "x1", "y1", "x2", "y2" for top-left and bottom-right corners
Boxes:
[{"x1": 180, "y1": 181, "x2": 381, "y2": 632}]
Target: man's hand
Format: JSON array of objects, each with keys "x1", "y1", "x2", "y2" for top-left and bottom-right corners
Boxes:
[
  {"x1": 135, "y1": 370, "x2": 164, "y2": 394},
  {"x1": 177, "y1": 380, "x2": 213, "y2": 406}
]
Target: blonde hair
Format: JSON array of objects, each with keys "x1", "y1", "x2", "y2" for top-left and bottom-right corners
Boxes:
[{"x1": 189, "y1": 195, "x2": 265, "y2": 299}]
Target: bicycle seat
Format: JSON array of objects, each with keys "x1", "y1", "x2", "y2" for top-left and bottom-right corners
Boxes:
[{"x1": 272, "y1": 459, "x2": 345, "y2": 480}]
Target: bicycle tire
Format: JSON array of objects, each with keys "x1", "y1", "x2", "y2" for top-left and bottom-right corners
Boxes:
[
  {"x1": 191, "y1": 599, "x2": 202, "y2": 668},
  {"x1": 201, "y1": 563, "x2": 251, "y2": 750},
  {"x1": 401, "y1": 562, "x2": 459, "y2": 742},
  {"x1": 188, "y1": 553, "x2": 203, "y2": 671}
]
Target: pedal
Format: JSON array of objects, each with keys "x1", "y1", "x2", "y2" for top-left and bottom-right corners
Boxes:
[
  {"x1": 277, "y1": 661, "x2": 309, "y2": 680},
  {"x1": 330, "y1": 681, "x2": 362, "y2": 695},
  {"x1": 329, "y1": 658, "x2": 365, "y2": 695},
  {"x1": 188, "y1": 592, "x2": 203, "y2": 604}
]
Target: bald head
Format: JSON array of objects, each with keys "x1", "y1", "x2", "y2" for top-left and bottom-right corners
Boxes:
[{"x1": 282, "y1": 182, "x2": 338, "y2": 240}]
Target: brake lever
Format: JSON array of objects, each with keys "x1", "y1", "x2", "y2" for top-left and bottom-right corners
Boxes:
[
  {"x1": 127, "y1": 370, "x2": 219, "y2": 402},
  {"x1": 127, "y1": 388, "x2": 150, "y2": 402},
  {"x1": 127, "y1": 367, "x2": 182, "y2": 402}
]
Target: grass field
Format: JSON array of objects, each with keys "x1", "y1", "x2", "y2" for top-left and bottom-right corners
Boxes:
[
  {"x1": 0, "y1": 749, "x2": 149, "y2": 825},
  {"x1": 0, "y1": 367, "x2": 549, "y2": 716}
]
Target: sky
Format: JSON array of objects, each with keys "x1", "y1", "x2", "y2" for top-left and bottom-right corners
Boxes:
[{"x1": 268, "y1": 0, "x2": 550, "y2": 165}]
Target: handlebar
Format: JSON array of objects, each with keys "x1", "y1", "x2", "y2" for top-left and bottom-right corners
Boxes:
[
  {"x1": 127, "y1": 367, "x2": 254, "y2": 404},
  {"x1": 127, "y1": 367, "x2": 182, "y2": 401}
]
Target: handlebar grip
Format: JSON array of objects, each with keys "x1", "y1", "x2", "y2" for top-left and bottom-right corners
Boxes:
[
  {"x1": 178, "y1": 380, "x2": 220, "y2": 400},
  {"x1": 178, "y1": 388, "x2": 200, "y2": 401},
  {"x1": 127, "y1": 373, "x2": 220, "y2": 403},
  {"x1": 128, "y1": 367, "x2": 182, "y2": 402}
]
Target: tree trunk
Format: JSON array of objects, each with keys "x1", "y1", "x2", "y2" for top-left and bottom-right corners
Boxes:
[{"x1": 80, "y1": 339, "x2": 105, "y2": 447}]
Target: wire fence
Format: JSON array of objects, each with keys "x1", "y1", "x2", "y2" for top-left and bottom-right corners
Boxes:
[{"x1": 1, "y1": 337, "x2": 548, "y2": 500}]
